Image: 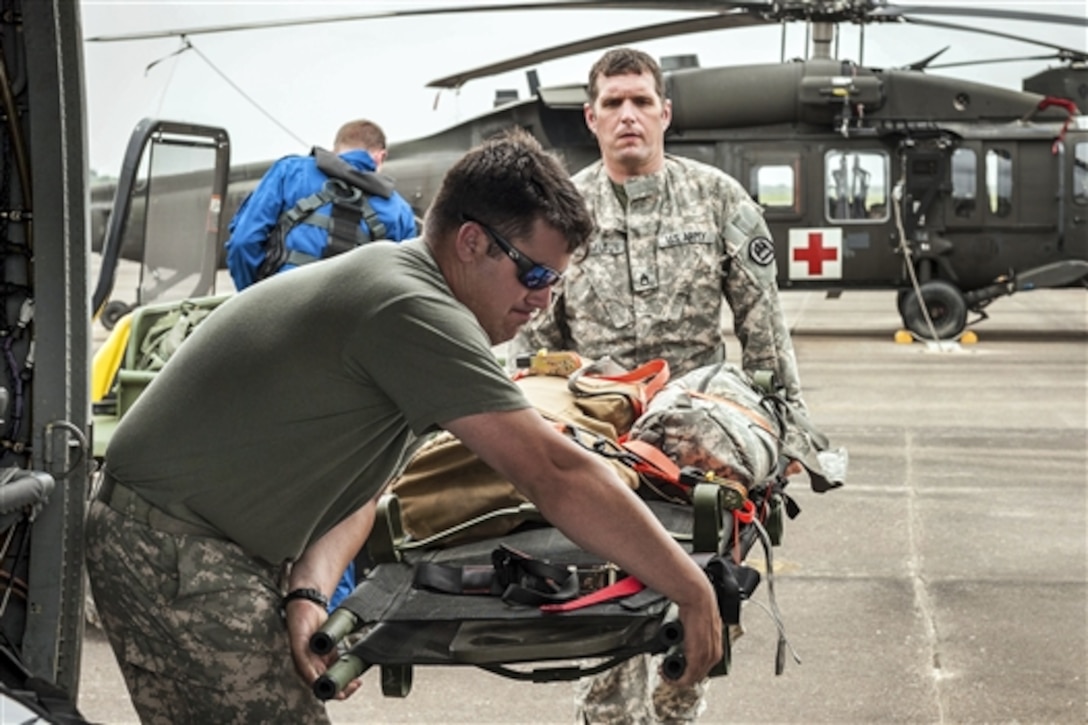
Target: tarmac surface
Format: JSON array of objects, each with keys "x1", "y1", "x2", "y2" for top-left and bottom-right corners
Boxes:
[{"x1": 77, "y1": 276, "x2": 1087, "y2": 724}]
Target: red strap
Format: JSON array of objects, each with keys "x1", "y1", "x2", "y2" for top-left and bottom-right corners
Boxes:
[
  {"x1": 1035, "y1": 96, "x2": 1078, "y2": 154},
  {"x1": 733, "y1": 499, "x2": 756, "y2": 524},
  {"x1": 1038, "y1": 96, "x2": 1078, "y2": 116},
  {"x1": 539, "y1": 576, "x2": 645, "y2": 613},
  {"x1": 621, "y1": 439, "x2": 682, "y2": 485}
]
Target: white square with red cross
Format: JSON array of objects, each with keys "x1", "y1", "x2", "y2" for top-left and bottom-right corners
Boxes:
[{"x1": 788, "y1": 228, "x2": 843, "y2": 280}]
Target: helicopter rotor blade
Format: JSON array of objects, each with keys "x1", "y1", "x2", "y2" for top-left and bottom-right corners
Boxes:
[
  {"x1": 83, "y1": 0, "x2": 1088, "y2": 44},
  {"x1": 83, "y1": 0, "x2": 1088, "y2": 90},
  {"x1": 873, "y1": 4, "x2": 1088, "y2": 28},
  {"x1": 425, "y1": 11, "x2": 773, "y2": 89},
  {"x1": 894, "y1": 16, "x2": 1088, "y2": 62},
  {"x1": 926, "y1": 53, "x2": 1074, "y2": 71},
  {"x1": 82, "y1": 1, "x2": 772, "y2": 43}
]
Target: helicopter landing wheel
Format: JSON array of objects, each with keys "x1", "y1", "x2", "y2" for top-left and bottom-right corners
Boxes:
[
  {"x1": 100, "y1": 300, "x2": 133, "y2": 331},
  {"x1": 899, "y1": 279, "x2": 968, "y2": 340}
]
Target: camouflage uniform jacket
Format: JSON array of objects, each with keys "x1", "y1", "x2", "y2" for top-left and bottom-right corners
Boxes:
[{"x1": 514, "y1": 155, "x2": 804, "y2": 404}]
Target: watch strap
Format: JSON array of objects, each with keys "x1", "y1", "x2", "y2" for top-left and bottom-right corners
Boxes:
[{"x1": 280, "y1": 587, "x2": 329, "y2": 619}]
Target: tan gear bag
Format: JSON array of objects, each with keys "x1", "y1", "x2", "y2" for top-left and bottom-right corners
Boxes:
[{"x1": 389, "y1": 357, "x2": 670, "y2": 546}]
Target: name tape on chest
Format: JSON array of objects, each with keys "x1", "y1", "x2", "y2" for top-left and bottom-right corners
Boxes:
[{"x1": 658, "y1": 230, "x2": 711, "y2": 248}]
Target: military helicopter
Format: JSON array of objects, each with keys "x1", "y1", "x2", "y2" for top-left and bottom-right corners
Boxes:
[
  {"x1": 86, "y1": 0, "x2": 1088, "y2": 340},
  {"x1": 3, "y1": 1, "x2": 1086, "y2": 718}
]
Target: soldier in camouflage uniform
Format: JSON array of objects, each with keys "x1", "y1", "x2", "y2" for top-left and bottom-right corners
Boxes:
[
  {"x1": 514, "y1": 51, "x2": 803, "y2": 408},
  {"x1": 512, "y1": 47, "x2": 806, "y2": 723}
]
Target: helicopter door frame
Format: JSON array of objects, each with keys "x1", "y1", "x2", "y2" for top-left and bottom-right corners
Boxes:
[
  {"x1": 982, "y1": 137, "x2": 1064, "y2": 236},
  {"x1": 91, "y1": 118, "x2": 230, "y2": 322}
]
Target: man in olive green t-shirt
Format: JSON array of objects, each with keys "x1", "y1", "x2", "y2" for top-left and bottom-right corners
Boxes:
[{"x1": 85, "y1": 128, "x2": 726, "y2": 723}]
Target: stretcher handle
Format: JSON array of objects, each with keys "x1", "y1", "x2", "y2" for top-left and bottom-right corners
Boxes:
[
  {"x1": 310, "y1": 608, "x2": 361, "y2": 656},
  {"x1": 656, "y1": 613, "x2": 686, "y2": 681},
  {"x1": 662, "y1": 646, "x2": 686, "y2": 681},
  {"x1": 313, "y1": 652, "x2": 372, "y2": 701}
]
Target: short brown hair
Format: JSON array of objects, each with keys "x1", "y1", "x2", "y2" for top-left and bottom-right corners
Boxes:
[
  {"x1": 425, "y1": 127, "x2": 593, "y2": 254},
  {"x1": 333, "y1": 119, "x2": 386, "y2": 152},
  {"x1": 586, "y1": 47, "x2": 665, "y2": 104}
]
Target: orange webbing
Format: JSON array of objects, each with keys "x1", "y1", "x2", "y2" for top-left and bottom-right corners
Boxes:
[
  {"x1": 621, "y1": 438, "x2": 682, "y2": 485},
  {"x1": 579, "y1": 358, "x2": 670, "y2": 415}
]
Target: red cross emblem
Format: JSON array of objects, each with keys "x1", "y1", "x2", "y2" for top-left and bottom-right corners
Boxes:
[
  {"x1": 793, "y1": 231, "x2": 839, "y2": 275},
  {"x1": 787, "y1": 228, "x2": 843, "y2": 280}
]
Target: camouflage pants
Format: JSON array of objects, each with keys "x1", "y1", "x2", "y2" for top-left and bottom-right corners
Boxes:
[
  {"x1": 574, "y1": 653, "x2": 707, "y2": 724},
  {"x1": 84, "y1": 501, "x2": 329, "y2": 725}
]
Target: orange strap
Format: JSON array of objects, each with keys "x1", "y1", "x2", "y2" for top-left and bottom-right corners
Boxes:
[
  {"x1": 602, "y1": 358, "x2": 670, "y2": 405},
  {"x1": 573, "y1": 358, "x2": 670, "y2": 416},
  {"x1": 621, "y1": 439, "x2": 682, "y2": 485}
]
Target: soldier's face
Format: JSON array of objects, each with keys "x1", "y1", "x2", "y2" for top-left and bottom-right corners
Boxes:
[
  {"x1": 456, "y1": 218, "x2": 570, "y2": 344},
  {"x1": 585, "y1": 71, "x2": 671, "y2": 179}
]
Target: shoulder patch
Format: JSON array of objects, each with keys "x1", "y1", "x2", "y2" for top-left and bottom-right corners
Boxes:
[{"x1": 748, "y1": 236, "x2": 775, "y2": 266}]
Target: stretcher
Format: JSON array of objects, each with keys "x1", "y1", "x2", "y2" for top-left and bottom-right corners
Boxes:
[{"x1": 309, "y1": 481, "x2": 797, "y2": 700}]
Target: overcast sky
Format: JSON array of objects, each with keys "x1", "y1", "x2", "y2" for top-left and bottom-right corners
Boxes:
[{"x1": 79, "y1": 0, "x2": 1088, "y2": 175}]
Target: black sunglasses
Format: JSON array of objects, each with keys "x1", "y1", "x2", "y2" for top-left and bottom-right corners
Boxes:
[{"x1": 461, "y1": 214, "x2": 563, "y2": 290}]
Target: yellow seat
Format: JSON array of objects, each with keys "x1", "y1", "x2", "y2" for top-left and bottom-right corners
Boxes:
[{"x1": 90, "y1": 314, "x2": 133, "y2": 403}]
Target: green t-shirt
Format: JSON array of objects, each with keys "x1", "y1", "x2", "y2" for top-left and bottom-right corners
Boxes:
[{"x1": 106, "y1": 239, "x2": 528, "y2": 564}]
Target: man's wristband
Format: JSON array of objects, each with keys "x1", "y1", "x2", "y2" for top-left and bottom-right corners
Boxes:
[{"x1": 280, "y1": 587, "x2": 329, "y2": 620}]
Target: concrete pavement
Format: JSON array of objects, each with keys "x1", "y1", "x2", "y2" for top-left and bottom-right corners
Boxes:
[{"x1": 78, "y1": 286, "x2": 1087, "y2": 724}]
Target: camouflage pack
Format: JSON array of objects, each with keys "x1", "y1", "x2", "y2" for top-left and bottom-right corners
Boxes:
[{"x1": 629, "y1": 362, "x2": 846, "y2": 494}]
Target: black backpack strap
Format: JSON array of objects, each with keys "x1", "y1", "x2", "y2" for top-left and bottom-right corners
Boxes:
[
  {"x1": 257, "y1": 184, "x2": 339, "y2": 280},
  {"x1": 258, "y1": 177, "x2": 389, "y2": 279},
  {"x1": 313, "y1": 146, "x2": 395, "y2": 199},
  {"x1": 312, "y1": 147, "x2": 393, "y2": 247},
  {"x1": 320, "y1": 181, "x2": 387, "y2": 255}
]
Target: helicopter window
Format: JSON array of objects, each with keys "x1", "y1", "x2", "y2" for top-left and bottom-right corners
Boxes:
[
  {"x1": 137, "y1": 140, "x2": 220, "y2": 306},
  {"x1": 1074, "y1": 143, "x2": 1088, "y2": 205},
  {"x1": 951, "y1": 148, "x2": 977, "y2": 218},
  {"x1": 825, "y1": 150, "x2": 887, "y2": 222},
  {"x1": 749, "y1": 164, "x2": 795, "y2": 211},
  {"x1": 985, "y1": 149, "x2": 1013, "y2": 217}
]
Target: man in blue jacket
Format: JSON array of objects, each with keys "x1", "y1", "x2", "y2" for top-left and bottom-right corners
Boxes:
[
  {"x1": 225, "y1": 119, "x2": 417, "y2": 606},
  {"x1": 226, "y1": 118, "x2": 417, "y2": 290}
]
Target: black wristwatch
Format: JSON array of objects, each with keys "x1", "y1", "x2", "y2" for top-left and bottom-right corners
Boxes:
[{"x1": 280, "y1": 587, "x2": 329, "y2": 621}]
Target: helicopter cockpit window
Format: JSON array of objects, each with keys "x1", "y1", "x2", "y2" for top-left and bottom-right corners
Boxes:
[
  {"x1": 1074, "y1": 142, "x2": 1088, "y2": 206},
  {"x1": 825, "y1": 151, "x2": 888, "y2": 222},
  {"x1": 951, "y1": 148, "x2": 977, "y2": 217},
  {"x1": 986, "y1": 149, "x2": 1013, "y2": 217},
  {"x1": 749, "y1": 164, "x2": 796, "y2": 212}
]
